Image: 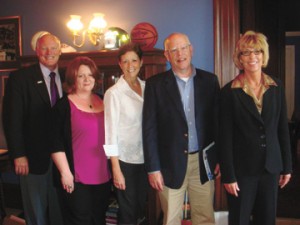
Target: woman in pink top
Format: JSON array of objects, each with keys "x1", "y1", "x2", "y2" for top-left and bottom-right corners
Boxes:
[{"x1": 50, "y1": 56, "x2": 111, "y2": 225}]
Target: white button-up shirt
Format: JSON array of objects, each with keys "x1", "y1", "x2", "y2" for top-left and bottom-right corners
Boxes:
[{"x1": 103, "y1": 75, "x2": 145, "y2": 164}]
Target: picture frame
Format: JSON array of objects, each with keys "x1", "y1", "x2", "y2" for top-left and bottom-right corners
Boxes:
[
  {"x1": 0, "y1": 16, "x2": 22, "y2": 70},
  {"x1": 1, "y1": 74, "x2": 8, "y2": 97},
  {"x1": 0, "y1": 68, "x2": 16, "y2": 97}
]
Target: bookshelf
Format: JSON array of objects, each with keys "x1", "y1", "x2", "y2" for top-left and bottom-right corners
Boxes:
[{"x1": 19, "y1": 49, "x2": 167, "y2": 96}]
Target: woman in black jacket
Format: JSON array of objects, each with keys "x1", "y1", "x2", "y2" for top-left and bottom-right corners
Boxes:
[{"x1": 218, "y1": 30, "x2": 292, "y2": 225}]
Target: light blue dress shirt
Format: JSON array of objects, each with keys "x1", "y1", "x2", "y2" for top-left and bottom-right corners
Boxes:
[
  {"x1": 174, "y1": 66, "x2": 199, "y2": 153},
  {"x1": 40, "y1": 63, "x2": 63, "y2": 98}
]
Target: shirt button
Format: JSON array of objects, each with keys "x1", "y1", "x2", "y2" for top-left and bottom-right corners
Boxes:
[
  {"x1": 261, "y1": 144, "x2": 266, "y2": 148},
  {"x1": 260, "y1": 135, "x2": 266, "y2": 139}
]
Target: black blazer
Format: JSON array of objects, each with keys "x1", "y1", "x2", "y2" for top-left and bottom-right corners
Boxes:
[
  {"x1": 142, "y1": 69, "x2": 220, "y2": 188},
  {"x1": 49, "y1": 96, "x2": 74, "y2": 188},
  {"x1": 218, "y1": 75, "x2": 292, "y2": 183},
  {"x1": 2, "y1": 64, "x2": 65, "y2": 174}
]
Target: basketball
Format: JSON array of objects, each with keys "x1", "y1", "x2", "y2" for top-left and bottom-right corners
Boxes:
[{"x1": 130, "y1": 22, "x2": 158, "y2": 50}]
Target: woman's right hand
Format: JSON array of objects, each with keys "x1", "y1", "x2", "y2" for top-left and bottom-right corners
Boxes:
[
  {"x1": 61, "y1": 172, "x2": 74, "y2": 194},
  {"x1": 14, "y1": 156, "x2": 29, "y2": 175},
  {"x1": 113, "y1": 170, "x2": 126, "y2": 190},
  {"x1": 224, "y1": 182, "x2": 240, "y2": 197}
]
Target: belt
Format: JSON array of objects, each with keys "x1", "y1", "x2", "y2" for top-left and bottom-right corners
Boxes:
[{"x1": 189, "y1": 150, "x2": 199, "y2": 155}]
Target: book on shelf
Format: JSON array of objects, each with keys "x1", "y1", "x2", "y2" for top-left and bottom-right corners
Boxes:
[
  {"x1": 106, "y1": 199, "x2": 118, "y2": 225},
  {"x1": 182, "y1": 190, "x2": 191, "y2": 220},
  {"x1": 106, "y1": 217, "x2": 117, "y2": 223}
]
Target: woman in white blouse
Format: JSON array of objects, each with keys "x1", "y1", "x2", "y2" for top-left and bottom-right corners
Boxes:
[{"x1": 104, "y1": 43, "x2": 148, "y2": 225}]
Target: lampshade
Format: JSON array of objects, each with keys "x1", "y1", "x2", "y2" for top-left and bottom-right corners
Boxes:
[
  {"x1": 66, "y1": 13, "x2": 107, "y2": 48},
  {"x1": 67, "y1": 15, "x2": 84, "y2": 35},
  {"x1": 88, "y1": 13, "x2": 107, "y2": 33}
]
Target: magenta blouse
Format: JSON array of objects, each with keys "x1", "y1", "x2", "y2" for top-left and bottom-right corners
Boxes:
[{"x1": 69, "y1": 100, "x2": 110, "y2": 184}]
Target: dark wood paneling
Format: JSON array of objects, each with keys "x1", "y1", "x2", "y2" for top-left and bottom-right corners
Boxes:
[
  {"x1": 214, "y1": 0, "x2": 240, "y2": 211},
  {"x1": 283, "y1": 0, "x2": 300, "y2": 31},
  {"x1": 240, "y1": 0, "x2": 285, "y2": 81},
  {"x1": 214, "y1": 0, "x2": 240, "y2": 87},
  {"x1": 19, "y1": 49, "x2": 167, "y2": 96}
]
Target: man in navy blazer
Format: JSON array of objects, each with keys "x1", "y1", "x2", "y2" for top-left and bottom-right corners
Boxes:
[
  {"x1": 142, "y1": 33, "x2": 220, "y2": 225},
  {"x1": 2, "y1": 33, "x2": 64, "y2": 225}
]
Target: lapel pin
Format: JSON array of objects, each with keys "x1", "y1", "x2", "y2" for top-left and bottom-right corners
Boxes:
[{"x1": 37, "y1": 80, "x2": 43, "y2": 84}]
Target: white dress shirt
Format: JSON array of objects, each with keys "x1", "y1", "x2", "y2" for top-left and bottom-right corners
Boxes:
[{"x1": 103, "y1": 75, "x2": 145, "y2": 164}]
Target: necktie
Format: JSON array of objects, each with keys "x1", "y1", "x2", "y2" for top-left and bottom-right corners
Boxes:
[{"x1": 49, "y1": 72, "x2": 59, "y2": 107}]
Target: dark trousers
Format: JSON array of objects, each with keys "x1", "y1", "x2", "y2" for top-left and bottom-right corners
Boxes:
[
  {"x1": 227, "y1": 170, "x2": 280, "y2": 225},
  {"x1": 58, "y1": 181, "x2": 111, "y2": 225},
  {"x1": 0, "y1": 173, "x2": 6, "y2": 223},
  {"x1": 116, "y1": 161, "x2": 148, "y2": 225},
  {"x1": 20, "y1": 164, "x2": 63, "y2": 225}
]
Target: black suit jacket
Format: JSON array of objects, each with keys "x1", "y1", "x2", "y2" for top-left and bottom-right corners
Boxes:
[
  {"x1": 142, "y1": 68, "x2": 220, "y2": 188},
  {"x1": 218, "y1": 75, "x2": 292, "y2": 183},
  {"x1": 2, "y1": 64, "x2": 65, "y2": 174}
]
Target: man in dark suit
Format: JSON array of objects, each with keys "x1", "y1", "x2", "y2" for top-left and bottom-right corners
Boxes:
[
  {"x1": 142, "y1": 33, "x2": 220, "y2": 225},
  {"x1": 2, "y1": 33, "x2": 64, "y2": 225}
]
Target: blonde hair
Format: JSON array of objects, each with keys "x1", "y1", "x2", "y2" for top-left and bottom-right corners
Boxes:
[{"x1": 233, "y1": 30, "x2": 269, "y2": 70}]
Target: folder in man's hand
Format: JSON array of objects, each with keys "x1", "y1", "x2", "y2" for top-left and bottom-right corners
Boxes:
[{"x1": 203, "y1": 142, "x2": 217, "y2": 180}]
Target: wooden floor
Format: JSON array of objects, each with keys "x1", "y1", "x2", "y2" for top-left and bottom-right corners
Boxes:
[
  {"x1": 2, "y1": 145, "x2": 300, "y2": 225},
  {"x1": 214, "y1": 212, "x2": 300, "y2": 225},
  {"x1": 277, "y1": 218, "x2": 300, "y2": 225},
  {"x1": 3, "y1": 209, "x2": 300, "y2": 225}
]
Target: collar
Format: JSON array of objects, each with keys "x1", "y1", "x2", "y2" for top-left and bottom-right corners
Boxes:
[
  {"x1": 39, "y1": 63, "x2": 59, "y2": 79},
  {"x1": 173, "y1": 64, "x2": 196, "y2": 81},
  {"x1": 231, "y1": 73, "x2": 277, "y2": 90},
  {"x1": 117, "y1": 75, "x2": 145, "y2": 97}
]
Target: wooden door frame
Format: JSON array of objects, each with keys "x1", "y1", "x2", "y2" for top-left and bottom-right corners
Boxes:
[{"x1": 213, "y1": 0, "x2": 240, "y2": 210}]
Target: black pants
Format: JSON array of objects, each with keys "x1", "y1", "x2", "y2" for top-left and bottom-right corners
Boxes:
[
  {"x1": 115, "y1": 161, "x2": 148, "y2": 225},
  {"x1": 0, "y1": 173, "x2": 6, "y2": 223},
  {"x1": 227, "y1": 170, "x2": 279, "y2": 225},
  {"x1": 58, "y1": 181, "x2": 111, "y2": 225}
]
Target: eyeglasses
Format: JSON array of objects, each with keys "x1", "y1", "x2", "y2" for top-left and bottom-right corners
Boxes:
[
  {"x1": 240, "y1": 49, "x2": 263, "y2": 56},
  {"x1": 167, "y1": 44, "x2": 191, "y2": 55}
]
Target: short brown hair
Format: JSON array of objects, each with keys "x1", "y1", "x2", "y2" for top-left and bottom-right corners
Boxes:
[
  {"x1": 118, "y1": 42, "x2": 143, "y2": 61},
  {"x1": 63, "y1": 56, "x2": 101, "y2": 93}
]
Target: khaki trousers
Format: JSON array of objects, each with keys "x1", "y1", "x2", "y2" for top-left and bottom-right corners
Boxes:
[{"x1": 158, "y1": 153, "x2": 215, "y2": 225}]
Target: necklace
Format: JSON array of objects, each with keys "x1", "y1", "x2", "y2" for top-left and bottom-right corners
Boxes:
[{"x1": 75, "y1": 93, "x2": 93, "y2": 109}]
